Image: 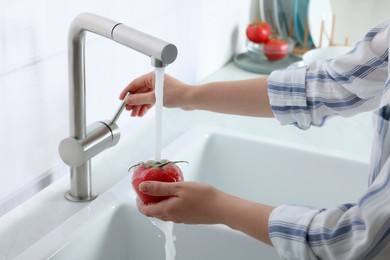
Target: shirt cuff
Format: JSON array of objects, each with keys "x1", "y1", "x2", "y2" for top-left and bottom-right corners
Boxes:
[
  {"x1": 269, "y1": 205, "x2": 321, "y2": 259},
  {"x1": 267, "y1": 66, "x2": 313, "y2": 129}
]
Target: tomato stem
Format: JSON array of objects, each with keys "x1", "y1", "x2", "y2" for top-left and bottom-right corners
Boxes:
[{"x1": 128, "y1": 160, "x2": 188, "y2": 172}]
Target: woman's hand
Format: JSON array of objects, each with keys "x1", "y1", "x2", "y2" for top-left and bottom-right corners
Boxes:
[
  {"x1": 136, "y1": 181, "x2": 275, "y2": 245},
  {"x1": 136, "y1": 181, "x2": 222, "y2": 224},
  {"x1": 119, "y1": 72, "x2": 191, "y2": 117}
]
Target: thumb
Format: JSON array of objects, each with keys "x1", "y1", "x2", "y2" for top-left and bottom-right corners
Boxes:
[
  {"x1": 139, "y1": 181, "x2": 179, "y2": 196},
  {"x1": 125, "y1": 92, "x2": 155, "y2": 106}
]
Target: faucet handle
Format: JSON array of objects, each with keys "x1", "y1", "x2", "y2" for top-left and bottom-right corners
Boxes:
[
  {"x1": 59, "y1": 121, "x2": 120, "y2": 167},
  {"x1": 111, "y1": 92, "x2": 130, "y2": 124}
]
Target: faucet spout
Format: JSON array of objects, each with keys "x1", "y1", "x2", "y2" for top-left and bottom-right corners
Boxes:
[{"x1": 61, "y1": 13, "x2": 177, "y2": 202}]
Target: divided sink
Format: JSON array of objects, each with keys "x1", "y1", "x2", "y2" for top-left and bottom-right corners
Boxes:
[{"x1": 16, "y1": 127, "x2": 369, "y2": 259}]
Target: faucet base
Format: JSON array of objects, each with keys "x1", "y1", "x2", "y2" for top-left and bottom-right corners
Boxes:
[{"x1": 64, "y1": 191, "x2": 97, "y2": 202}]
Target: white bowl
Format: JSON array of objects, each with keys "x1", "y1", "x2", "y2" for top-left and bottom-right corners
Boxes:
[
  {"x1": 246, "y1": 38, "x2": 296, "y2": 62},
  {"x1": 302, "y1": 46, "x2": 352, "y2": 65}
]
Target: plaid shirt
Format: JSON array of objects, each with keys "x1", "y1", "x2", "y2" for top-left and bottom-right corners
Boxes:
[{"x1": 267, "y1": 18, "x2": 390, "y2": 259}]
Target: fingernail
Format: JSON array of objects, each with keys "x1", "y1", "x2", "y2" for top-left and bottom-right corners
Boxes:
[{"x1": 126, "y1": 93, "x2": 133, "y2": 101}]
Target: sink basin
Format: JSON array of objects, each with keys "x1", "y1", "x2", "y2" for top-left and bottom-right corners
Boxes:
[
  {"x1": 170, "y1": 127, "x2": 369, "y2": 208},
  {"x1": 21, "y1": 199, "x2": 273, "y2": 259},
  {"x1": 16, "y1": 127, "x2": 369, "y2": 259}
]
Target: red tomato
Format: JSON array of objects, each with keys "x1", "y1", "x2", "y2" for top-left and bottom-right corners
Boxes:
[
  {"x1": 246, "y1": 20, "x2": 271, "y2": 44},
  {"x1": 130, "y1": 160, "x2": 185, "y2": 204},
  {"x1": 263, "y1": 38, "x2": 289, "y2": 61}
]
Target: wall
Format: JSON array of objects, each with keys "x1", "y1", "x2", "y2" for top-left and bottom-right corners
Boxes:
[
  {"x1": 195, "y1": 1, "x2": 252, "y2": 81},
  {"x1": 0, "y1": 0, "x2": 252, "y2": 215},
  {"x1": 330, "y1": 0, "x2": 390, "y2": 46}
]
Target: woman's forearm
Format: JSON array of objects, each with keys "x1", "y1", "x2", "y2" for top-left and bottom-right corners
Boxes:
[
  {"x1": 216, "y1": 191, "x2": 275, "y2": 245},
  {"x1": 182, "y1": 77, "x2": 274, "y2": 117}
]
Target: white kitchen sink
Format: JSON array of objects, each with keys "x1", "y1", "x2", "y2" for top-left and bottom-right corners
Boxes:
[
  {"x1": 171, "y1": 127, "x2": 369, "y2": 208},
  {"x1": 16, "y1": 126, "x2": 369, "y2": 259}
]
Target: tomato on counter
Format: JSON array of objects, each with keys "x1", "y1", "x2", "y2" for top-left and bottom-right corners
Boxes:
[
  {"x1": 246, "y1": 20, "x2": 271, "y2": 44},
  {"x1": 263, "y1": 38, "x2": 289, "y2": 61}
]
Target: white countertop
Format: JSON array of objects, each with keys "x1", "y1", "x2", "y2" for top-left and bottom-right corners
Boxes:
[{"x1": 0, "y1": 62, "x2": 373, "y2": 259}]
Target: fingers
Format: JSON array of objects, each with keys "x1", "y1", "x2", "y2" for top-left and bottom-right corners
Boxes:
[
  {"x1": 125, "y1": 92, "x2": 155, "y2": 106},
  {"x1": 119, "y1": 73, "x2": 156, "y2": 117},
  {"x1": 119, "y1": 84, "x2": 132, "y2": 100},
  {"x1": 139, "y1": 181, "x2": 180, "y2": 197},
  {"x1": 136, "y1": 197, "x2": 172, "y2": 221},
  {"x1": 135, "y1": 182, "x2": 221, "y2": 224},
  {"x1": 119, "y1": 71, "x2": 155, "y2": 100},
  {"x1": 136, "y1": 183, "x2": 180, "y2": 221},
  {"x1": 138, "y1": 105, "x2": 151, "y2": 117}
]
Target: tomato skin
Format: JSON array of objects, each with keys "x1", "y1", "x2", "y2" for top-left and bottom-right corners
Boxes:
[
  {"x1": 131, "y1": 160, "x2": 184, "y2": 204},
  {"x1": 263, "y1": 38, "x2": 289, "y2": 61},
  {"x1": 246, "y1": 20, "x2": 271, "y2": 44}
]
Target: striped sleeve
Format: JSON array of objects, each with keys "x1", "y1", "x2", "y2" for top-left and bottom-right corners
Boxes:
[
  {"x1": 269, "y1": 166, "x2": 390, "y2": 259},
  {"x1": 268, "y1": 20, "x2": 390, "y2": 130},
  {"x1": 266, "y1": 19, "x2": 390, "y2": 259}
]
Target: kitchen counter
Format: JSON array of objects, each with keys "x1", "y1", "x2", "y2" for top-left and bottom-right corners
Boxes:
[{"x1": 0, "y1": 61, "x2": 373, "y2": 259}]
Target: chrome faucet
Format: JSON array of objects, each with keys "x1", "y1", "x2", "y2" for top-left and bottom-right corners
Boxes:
[{"x1": 58, "y1": 13, "x2": 177, "y2": 202}]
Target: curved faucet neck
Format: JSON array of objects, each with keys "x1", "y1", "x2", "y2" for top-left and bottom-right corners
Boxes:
[{"x1": 63, "y1": 13, "x2": 177, "y2": 202}]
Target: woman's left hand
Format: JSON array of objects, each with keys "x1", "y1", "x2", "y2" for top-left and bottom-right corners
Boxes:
[
  {"x1": 135, "y1": 180, "x2": 275, "y2": 245},
  {"x1": 136, "y1": 181, "x2": 222, "y2": 224}
]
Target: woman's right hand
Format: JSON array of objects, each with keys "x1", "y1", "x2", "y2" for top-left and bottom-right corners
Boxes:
[{"x1": 119, "y1": 71, "x2": 191, "y2": 117}]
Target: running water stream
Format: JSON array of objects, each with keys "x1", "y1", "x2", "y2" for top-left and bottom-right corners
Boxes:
[
  {"x1": 154, "y1": 67, "x2": 164, "y2": 161},
  {"x1": 150, "y1": 67, "x2": 176, "y2": 260}
]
